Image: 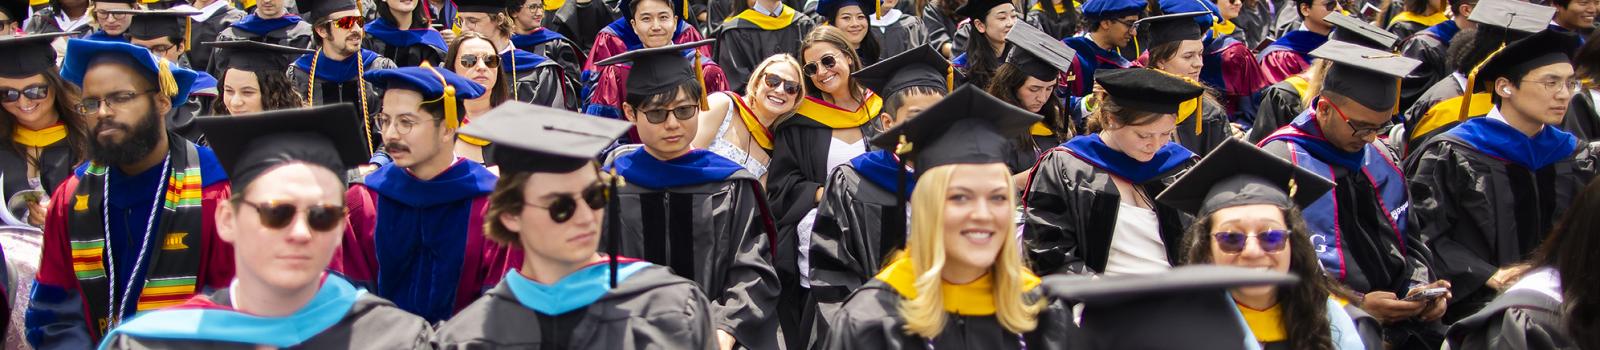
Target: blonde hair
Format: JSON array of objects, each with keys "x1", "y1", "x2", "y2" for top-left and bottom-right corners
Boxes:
[
  {"x1": 898, "y1": 164, "x2": 1045, "y2": 339},
  {"x1": 745, "y1": 54, "x2": 806, "y2": 124},
  {"x1": 1300, "y1": 59, "x2": 1334, "y2": 107}
]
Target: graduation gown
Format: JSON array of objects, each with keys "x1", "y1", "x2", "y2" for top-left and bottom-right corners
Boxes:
[
  {"x1": 806, "y1": 150, "x2": 910, "y2": 334},
  {"x1": 512, "y1": 28, "x2": 584, "y2": 82},
  {"x1": 1201, "y1": 34, "x2": 1270, "y2": 117},
  {"x1": 208, "y1": 14, "x2": 315, "y2": 77},
  {"x1": 361, "y1": 18, "x2": 448, "y2": 68},
  {"x1": 1444, "y1": 267, "x2": 1575, "y2": 350},
  {"x1": 547, "y1": 0, "x2": 620, "y2": 55},
  {"x1": 186, "y1": 2, "x2": 249, "y2": 75},
  {"x1": 715, "y1": 5, "x2": 816, "y2": 93},
  {"x1": 582, "y1": 18, "x2": 710, "y2": 107},
  {"x1": 1256, "y1": 30, "x2": 1327, "y2": 84},
  {"x1": 1385, "y1": 11, "x2": 1448, "y2": 40},
  {"x1": 1174, "y1": 97, "x2": 1233, "y2": 155},
  {"x1": 170, "y1": 72, "x2": 217, "y2": 144},
  {"x1": 1062, "y1": 35, "x2": 1139, "y2": 97},
  {"x1": 921, "y1": 3, "x2": 968, "y2": 59},
  {"x1": 23, "y1": 7, "x2": 92, "y2": 36},
  {"x1": 582, "y1": 44, "x2": 729, "y2": 120},
  {"x1": 289, "y1": 50, "x2": 396, "y2": 152},
  {"x1": 1561, "y1": 90, "x2": 1600, "y2": 142},
  {"x1": 1021, "y1": 135, "x2": 1196, "y2": 275},
  {"x1": 871, "y1": 10, "x2": 927, "y2": 58},
  {"x1": 341, "y1": 159, "x2": 517, "y2": 324},
  {"x1": 1235, "y1": 297, "x2": 1370, "y2": 350},
  {"x1": 502, "y1": 48, "x2": 581, "y2": 111},
  {"x1": 1, "y1": 126, "x2": 76, "y2": 220},
  {"x1": 435, "y1": 262, "x2": 717, "y2": 349},
  {"x1": 98, "y1": 275, "x2": 433, "y2": 350},
  {"x1": 1398, "y1": 20, "x2": 1457, "y2": 115},
  {"x1": 1246, "y1": 76, "x2": 1312, "y2": 143},
  {"x1": 601, "y1": 147, "x2": 781, "y2": 349},
  {"x1": 818, "y1": 258, "x2": 1073, "y2": 350},
  {"x1": 1403, "y1": 115, "x2": 1596, "y2": 322},
  {"x1": 1024, "y1": 0, "x2": 1080, "y2": 40}
]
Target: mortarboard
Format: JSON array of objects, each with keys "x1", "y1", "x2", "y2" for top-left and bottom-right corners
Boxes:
[
  {"x1": 294, "y1": 0, "x2": 358, "y2": 23},
  {"x1": 1155, "y1": 138, "x2": 1335, "y2": 216},
  {"x1": 1080, "y1": 0, "x2": 1145, "y2": 18},
  {"x1": 197, "y1": 103, "x2": 372, "y2": 190},
  {"x1": 1094, "y1": 68, "x2": 1205, "y2": 114},
  {"x1": 1310, "y1": 40, "x2": 1422, "y2": 112},
  {"x1": 60, "y1": 38, "x2": 198, "y2": 108},
  {"x1": 854, "y1": 43, "x2": 951, "y2": 97},
  {"x1": 956, "y1": 0, "x2": 1012, "y2": 19},
  {"x1": 208, "y1": 40, "x2": 314, "y2": 74},
  {"x1": 362, "y1": 65, "x2": 488, "y2": 131},
  {"x1": 109, "y1": 8, "x2": 201, "y2": 52},
  {"x1": 1158, "y1": 0, "x2": 1222, "y2": 28},
  {"x1": 1324, "y1": 13, "x2": 1398, "y2": 50},
  {"x1": 1136, "y1": 11, "x2": 1208, "y2": 51},
  {"x1": 1038, "y1": 265, "x2": 1300, "y2": 349},
  {"x1": 458, "y1": 101, "x2": 634, "y2": 174},
  {"x1": 0, "y1": 33, "x2": 73, "y2": 78},
  {"x1": 1471, "y1": 29, "x2": 1581, "y2": 91},
  {"x1": 818, "y1": 0, "x2": 879, "y2": 21},
  {"x1": 1468, "y1": 0, "x2": 1557, "y2": 33},
  {"x1": 1005, "y1": 22, "x2": 1077, "y2": 81},
  {"x1": 595, "y1": 39, "x2": 716, "y2": 110},
  {"x1": 868, "y1": 85, "x2": 1042, "y2": 173},
  {"x1": 455, "y1": 0, "x2": 513, "y2": 13}
]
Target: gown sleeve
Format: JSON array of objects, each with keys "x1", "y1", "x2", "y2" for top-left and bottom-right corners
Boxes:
[
  {"x1": 516, "y1": 65, "x2": 581, "y2": 111},
  {"x1": 1247, "y1": 84, "x2": 1303, "y2": 143},
  {"x1": 337, "y1": 185, "x2": 380, "y2": 289},
  {"x1": 24, "y1": 178, "x2": 94, "y2": 350},
  {"x1": 1404, "y1": 142, "x2": 1498, "y2": 304},
  {"x1": 714, "y1": 181, "x2": 783, "y2": 349},
  {"x1": 1257, "y1": 51, "x2": 1309, "y2": 85},
  {"x1": 765, "y1": 126, "x2": 824, "y2": 231},
  {"x1": 1021, "y1": 151, "x2": 1090, "y2": 275},
  {"x1": 806, "y1": 169, "x2": 881, "y2": 318}
]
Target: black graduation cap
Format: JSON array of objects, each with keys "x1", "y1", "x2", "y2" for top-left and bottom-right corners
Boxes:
[
  {"x1": 1135, "y1": 11, "x2": 1208, "y2": 51},
  {"x1": 956, "y1": 0, "x2": 1010, "y2": 19},
  {"x1": 107, "y1": 9, "x2": 200, "y2": 41},
  {"x1": 0, "y1": 33, "x2": 72, "y2": 78},
  {"x1": 1467, "y1": 0, "x2": 1557, "y2": 33},
  {"x1": 1037, "y1": 265, "x2": 1300, "y2": 349},
  {"x1": 854, "y1": 43, "x2": 951, "y2": 97},
  {"x1": 208, "y1": 40, "x2": 315, "y2": 73},
  {"x1": 867, "y1": 85, "x2": 1042, "y2": 172},
  {"x1": 196, "y1": 103, "x2": 373, "y2": 190},
  {"x1": 1005, "y1": 22, "x2": 1076, "y2": 81},
  {"x1": 1155, "y1": 138, "x2": 1335, "y2": 216},
  {"x1": 594, "y1": 39, "x2": 715, "y2": 104},
  {"x1": 818, "y1": 0, "x2": 879, "y2": 20},
  {"x1": 1324, "y1": 13, "x2": 1398, "y2": 50},
  {"x1": 1310, "y1": 40, "x2": 1422, "y2": 112},
  {"x1": 1471, "y1": 29, "x2": 1581, "y2": 91},
  {"x1": 294, "y1": 0, "x2": 357, "y2": 23},
  {"x1": 459, "y1": 101, "x2": 633, "y2": 174},
  {"x1": 1094, "y1": 68, "x2": 1205, "y2": 114},
  {"x1": 455, "y1": 0, "x2": 511, "y2": 13}
]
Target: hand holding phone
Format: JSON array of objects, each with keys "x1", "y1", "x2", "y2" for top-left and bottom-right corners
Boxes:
[{"x1": 1402, "y1": 287, "x2": 1447, "y2": 302}]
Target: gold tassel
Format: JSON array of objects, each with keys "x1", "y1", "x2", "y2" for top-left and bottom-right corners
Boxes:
[
  {"x1": 876, "y1": 0, "x2": 885, "y2": 17},
  {"x1": 355, "y1": 51, "x2": 373, "y2": 154},
  {"x1": 895, "y1": 135, "x2": 913, "y2": 155},
  {"x1": 422, "y1": 62, "x2": 460, "y2": 129},
  {"x1": 155, "y1": 59, "x2": 178, "y2": 99},
  {"x1": 306, "y1": 48, "x2": 320, "y2": 108},
  {"x1": 1460, "y1": 44, "x2": 1507, "y2": 121},
  {"x1": 945, "y1": 65, "x2": 954, "y2": 92},
  {"x1": 452, "y1": 14, "x2": 462, "y2": 38},
  {"x1": 182, "y1": 18, "x2": 191, "y2": 53},
  {"x1": 695, "y1": 53, "x2": 709, "y2": 111}
]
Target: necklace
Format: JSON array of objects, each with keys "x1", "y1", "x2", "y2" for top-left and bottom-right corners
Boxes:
[{"x1": 101, "y1": 153, "x2": 171, "y2": 327}]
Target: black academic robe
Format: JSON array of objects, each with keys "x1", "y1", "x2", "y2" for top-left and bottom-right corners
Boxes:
[
  {"x1": 1403, "y1": 135, "x2": 1597, "y2": 323},
  {"x1": 819, "y1": 280, "x2": 1074, "y2": 350},
  {"x1": 714, "y1": 11, "x2": 816, "y2": 93},
  {"x1": 289, "y1": 54, "x2": 397, "y2": 151},
  {"x1": 1397, "y1": 23, "x2": 1454, "y2": 115},
  {"x1": 1025, "y1": 2, "x2": 1080, "y2": 40},
  {"x1": 807, "y1": 165, "x2": 904, "y2": 322},
  {"x1": 1400, "y1": 76, "x2": 1465, "y2": 154},
  {"x1": 362, "y1": 27, "x2": 447, "y2": 68},
  {"x1": 1247, "y1": 78, "x2": 1307, "y2": 143},
  {"x1": 1443, "y1": 280, "x2": 1575, "y2": 350},
  {"x1": 1176, "y1": 98, "x2": 1233, "y2": 155},
  {"x1": 435, "y1": 265, "x2": 717, "y2": 349},
  {"x1": 100, "y1": 289, "x2": 433, "y2": 349},
  {"x1": 548, "y1": 0, "x2": 620, "y2": 54},
  {"x1": 187, "y1": 6, "x2": 249, "y2": 76},
  {"x1": 513, "y1": 32, "x2": 585, "y2": 82},
  {"x1": 1021, "y1": 148, "x2": 1195, "y2": 275},
  {"x1": 1562, "y1": 91, "x2": 1600, "y2": 142},
  {"x1": 208, "y1": 20, "x2": 315, "y2": 77},
  {"x1": 504, "y1": 50, "x2": 581, "y2": 111},
  {"x1": 872, "y1": 12, "x2": 927, "y2": 58},
  {"x1": 921, "y1": 3, "x2": 971, "y2": 58},
  {"x1": 0, "y1": 141, "x2": 75, "y2": 219}
]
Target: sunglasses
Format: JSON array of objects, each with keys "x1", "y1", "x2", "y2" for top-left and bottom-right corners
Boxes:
[
  {"x1": 763, "y1": 74, "x2": 802, "y2": 95},
  {"x1": 803, "y1": 54, "x2": 839, "y2": 76},
  {"x1": 1212, "y1": 230, "x2": 1290, "y2": 254},
  {"x1": 332, "y1": 16, "x2": 364, "y2": 30},
  {"x1": 526, "y1": 183, "x2": 608, "y2": 223},
  {"x1": 238, "y1": 201, "x2": 347, "y2": 232},
  {"x1": 634, "y1": 105, "x2": 699, "y2": 124},
  {"x1": 458, "y1": 54, "x2": 501, "y2": 69},
  {"x1": 1, "y1": 84, "x2": 48, "y2": 103}
]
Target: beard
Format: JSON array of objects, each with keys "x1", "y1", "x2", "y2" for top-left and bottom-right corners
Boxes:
[{"x1": 90, "y1": 108, "x2": 165, "y2": 166}]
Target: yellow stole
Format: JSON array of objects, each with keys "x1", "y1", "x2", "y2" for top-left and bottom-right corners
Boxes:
[
  {"x1": 875, "y1": 255, "x2": 1041, "y2": 316},
  {"x1": 545, "y1": 0, "x2": 566, "y2": 11},
  {"x1": 795, "y1": 94, "x2": 883, "y2": 129},
  {"x1": 1284, "y1": 75, "x2": 1314, "y2": 104},
  {"x1": 730, "y1": 93, "x2": 775, "y2": 150},
  {"x1": 1389, "y1": 11, "x2": 1449, "y2": 28},
  {"x1": 1411, "y1": 92, "x2": 1493, "y2": 142},
  {"x1": 1030, "y1": 122, "x2": 1054, "y2": 136},
  {"x1": 1028, "y1": 0, "x2": 1080, "y2": 14},
  {"x1": 728, "y1": 4, "x2": 800, "y2": 30},
  {"x1": 1237, "y1": 303, "x2": 1287, "y2": 343},
  {"x1": 14, "y1": 124, "x2": 67, "y2": 148},
  {"x1": 1213, "y1": 20, "x2": 1238, "y2": 36}
]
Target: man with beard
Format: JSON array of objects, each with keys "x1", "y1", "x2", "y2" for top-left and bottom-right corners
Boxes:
[
  {"x1": 25, "y1": 39, "x2": 233, "y2": 350},
  {"x1": 208, "y1": 0, "x2": 314, "y2": 77},
  {"x1": 289, "y1": 0, "x2": 397, "y2": 158}
]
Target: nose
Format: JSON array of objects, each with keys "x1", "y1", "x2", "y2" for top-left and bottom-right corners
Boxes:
[
  {"x1": 285, "y1": 214, "x2": 315, "y2": 242},
  {"x1": 569, "y1": 202, "x2": 599, "y2": 226}
]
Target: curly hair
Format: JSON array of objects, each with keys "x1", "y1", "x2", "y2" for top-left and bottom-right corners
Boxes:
[
  {"x1": 212, "y1": 68, "x2": 304, "y2": 115},
  {"x1": 1183, "y1": 206, "x2": 1338, "y2": 350},
  {"x1": 1, "y1": 70, "x2": 88, "y2": 169}
]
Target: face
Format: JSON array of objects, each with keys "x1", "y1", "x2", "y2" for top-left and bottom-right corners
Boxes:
[
  {"x1": 387, "y1": 0, "x2": 420, "y2": 13},
  {"x1": 884, "y1": 92, "x2": 943, "y2": 129},
  {"x1": 453, "y1": 38, "x2": 501, "y2": 90},
  {"x1": 1101, "y1": 114, "x2": 1177, "y2": 162},
  {"x1": 625, "y1": 90, "x2": 700, "y2": 159},
  {"x1": 803, "y1": 43, "x2": 855, "y2": 96},
  {"x1": 0, "y1": 74, "x2": 56, "y2": 127},
  {"x1": 319, "y1": 10, "x2": 366, "y2": 57},
  {"x1": 1217, "y1": 0, "x2": 1242, "y2": 19},
  {"x1": 750, "y1": 64, "x2": 802, "y2": 115},
  {"x1": 1016, "y1": 76, "x2": 1056, "y2": 113},
  {"x1": 1207, "y1": 204, "x2": 1292, "y2": 299},
  {"x1": 1101, "y1": 14, "x2": 1140, "y2": 48},
  {"x1": 630, "y1": 0, "x2": 677, "y2": 48},
  {"x1": 458, "y1": 12, "x2": 499, "y2": 39},
  {"x1": 834, "y1": 6, "x2": 870, "y2": 46},
  {"x1": 217, "y1": 164, "x2": 346, "y2": 293},
  {"x1": 1500, "y1": 63, "x2": 1579, "y2": 126},
  {"x1": 1302, "y1": 0, "x2": 1338, "y2": 28},
  {"x1": 500, "y1": 164, "x2": 606, "y2": 266},
  {"x1": 1316, "y1": 96, "x2": 1389, "y2": 152},
  {"x1": 378, "y1": 89, "x2": 453, "y2": 169},
  {"x1": 1557, "y1": 0, "x2": 1597, "y2": 29},
  {"x1": 129, "y1": 37, "x2": 183, "y2": 63},
  {"x1": 1155, "y1": 40, "x2": 1206, "y2": 81},
  {"x1": 940, "y1": 164, "x2": 1013, "y2": 274},
  {"x1": 222, "y1": 69, "x2": 264, "y2": 115},
  {"x1": 974, "y1": 4, "x2": 1018, "y2": 46},
  {"x1": 513, "y1": 0, "x2": 547, "y2": 31},
  {"x1": 255, "y1": 0, "x2": 287, "y2": 18},
  {"x1": 94, "y1": 3, "x2": 134, "y2": 35},
  {"x1": 83, "y1": 62, "x2": 170, "y2": 166}
]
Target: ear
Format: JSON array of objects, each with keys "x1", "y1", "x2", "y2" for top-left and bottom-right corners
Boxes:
[
  {"x1": 621, "y1": 102, "x2": 637, "y2": 122},
  {"x1": 216, "y1": 200, "x2": 239, "y2": 244},
  {"x1": 1458, "y1": 3, "x2": 1473, "y2": 17},
  {"x1": 497, "y1": 210, "x2": 524, "y2": 237},
  {"x1": 877, "y1": 111, "x2": 895, "y2": 131},
  {"x1": 1495, "y1": 78, "x2": 1515, "y2": 98},
  {"x1": 974, "y1": 19, "x2": 988, "y2": 34},
  {"x1": 153, "y1": 93, "x2": 174, "y2": 118}
]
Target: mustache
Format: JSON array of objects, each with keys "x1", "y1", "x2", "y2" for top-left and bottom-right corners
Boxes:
[
  {"x1": 384, "y1": 143, "x2": 410, "y2": 154},
  {"x1": 94, "y1": 119, "x2": 131, "y2": 134}
]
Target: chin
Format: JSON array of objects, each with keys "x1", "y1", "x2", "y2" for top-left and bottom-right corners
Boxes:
[
  {"x1": 1235, "y1": 285, "x2": 1277, "y2": 300},
  {"x1": 258, "y1": 268, "x2": 324, "y2": 291}
]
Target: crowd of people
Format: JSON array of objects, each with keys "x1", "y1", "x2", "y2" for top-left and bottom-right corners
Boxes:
[{"x1": 0, "y1": 0, "x2": 1595, "y2": 348}]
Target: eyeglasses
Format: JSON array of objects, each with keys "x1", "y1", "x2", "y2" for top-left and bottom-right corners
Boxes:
[
  {"x1": 146, "y1": 44, "x2": 176, "y2": 54},
  {"x1": 77, "y1": 89, "x2": 159, "y2": 115},
  {"x1": 1323, "y1": 97, "x2": 1388, "y2": 138},
  {"x1": 1, "y1": 84, "x2": 48, "y2": 103},
  {"x1": 458, "y1": 54, "x2": 501, "y2": 69},
  {"x1": 1212, "y1": 230, "x2": 1290, "y2": 254},
  {"x1": 375, "y1": 114, "x2": 424, "y2": 135},
  {"x1": 93, "y1": 10, "x2": 131, "y2": 20},
  {"x1": 803, "y1": 54, "x2": 840, "y2": 76},
  {"x1": 238, "y1": 200, "x2": 347, "y2": 232},
  {"x1": 330, "y1": 16, "x2": 364, "y2": 30},
  {"x1": 633, "y1": 105, "x2": 699, "y2": 124},
  {"x1": 1521, "y1": 79, "x2": 1583, "y2": 94},
  {"x1": 763, "y1": 73, "x2": 801, "y2": 95},
  {"x1": 1111, "y1": 17, "x2": 1137, "y2": 27},
  {"x1": 525, "y1": 183, "x2": 608, "y2": 223},
  {"x1": 1318, "y1": 0, "x2": 1340, "y2": 10}
]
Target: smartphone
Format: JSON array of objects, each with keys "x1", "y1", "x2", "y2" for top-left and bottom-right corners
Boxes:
[
  {"x1": 1402, "y1": 287, "x2": 1447, "y2": 302},
  {"x1": 430, "y1": 23, "x2": 447, "y2": 31},
  {"x1": 1360, "y1": 3, "x2": 1381, "y2": 19}
]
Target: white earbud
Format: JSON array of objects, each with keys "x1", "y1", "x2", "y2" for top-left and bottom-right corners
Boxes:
[{"x1": 1503, "y1": 87, "x2": 1512, "y2": 94}]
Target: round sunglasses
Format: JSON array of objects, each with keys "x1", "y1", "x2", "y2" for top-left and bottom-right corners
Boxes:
[
  {"x1": 0, "y1": 84, "x2": 48, "y2": 103},
  {"x1": 239, "y1": 201, "x2": 347, "y2": 232},
  {"x1": 526, "y1": 183, "x2": 609, "y2": 223},
  {"x1": 803, "y1": 54, "x2": 840, "y2": 76},
  {"x1": 1211, "y1": 230, "x2": 1290, "y2": 254},
  {"x1": 458, "y1": 54, "x2": 501, "y2": 69}
]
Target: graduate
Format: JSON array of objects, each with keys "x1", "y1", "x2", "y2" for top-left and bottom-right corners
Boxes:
[
  {"x1": 819, "y1": 86, "x2": 1073, "y2": 349},
  {"x1": 869, "y1": 0, "x2": 927, "y2": 58},
  {"x1": 1137, "y1": 11, "x2": 1234, "y2": 155},
  {"x1": 1387, "y1": 0, "x2": 1450, "y2": 38},
  {"x1": 22, "y1": 0, "x2": 93, "y2": 35},
  {"x1": 80, "y1": 0, "x2": 138, "y2": 42},
  {"x1": 112, "y1": 9, "x2": 216, "y2": 144},
  {"x1": 1025, "y1": 0, "x2": 1080, "y2": 39},
  {"x1": 1256, "y1": 0, "x2": 1339, "y2": 84},
  {"x1": 423, "y1": 0, "x2": 459, "y2": 30},
  {"x1": 289, "y1": 0, "x2": 395, "y2": 156},
  {"x1": 804, "y1": 45, "x2": 949, "y2": 343},
  {"x1": 1565, "y1": 36, "x2": 1600, "y2": 141},
  {"x1": 435, "y1": 102, "x2": 716, "y2": 349},
  {"x1": 949, "y1": 0, "x2": 1016, "y2": 89},
  {"x1": 1550, "y1": 0, "x2": 1595, "y2": 38},
  {"x1": 1405, "y1": 29, "x2": 1597, "y2": 323},
  {"x1": 921, "y1": 0, "x2": 969, "y2": 59},
  {"x1": 343, "y1": 65, "x2": 513, "y2": 324},
  {"x1": 456, "y1": 0, "x2": 579, "y2": 110},
  {"x1": 816, "y1": 0, "x2": 885, "y2": 66},
  {"x1": 1062, "y1": 0, "x2": 1143, "y2": 97},
  {"x1": 1043, "y1": 266, "x2": 1310, "y2": 349},
  {"x1": 0, "y1": 33, "x2": 86, "y2": 227},
  {"x1": 1249, "y1": 13, "x2": 1398, "y2": 143},
  {"x1": 97, "y1": 104, "x2": 433, "y2": 350},
  {"x1": 509, "y1": 0, "x2": 583, "y2": 82},
  {"x1": 363, "y1": 0, "x2": 449, "y2": 67},
  {"x1": 985, "y1": 22, "x2": 1076, "y2": 173},
  {"x1": 1401, "y1": 0, "x2": 1552, "y2": 154},
  {"x1": 1021, "y1": 68, "x2": 1203, "y2": 276},
  {"x1": 208, "y1": 0, "x2": 314, "y2": 76},
  {"x1": 715, "y1": 0, "x2": 815, "y2": 92},
  {"x1": 26, "y1": 39, "x2": 231, "y2": 350},
  {"x1": 595, "y1": 40, "x2": 781, "y2": 350},
  {"x1": 1168, "y1": 0, "x2": 1267, "y2": 119},
  {"x1": 182, "y1": 0, "x2": 247, "y2": 78},
  {"x1": 689, "y1": 54, "x2": 804, "y2": 178},
  {"x1": 583, "y1": 0, "x2": 726, "y2": 120},
  {"x1": 206, "y1": 40, "x2": 311, "y2": 117},
  {"x1": 1397, "y1": 0, "x2": 1476, "y2": 113},
  {"x1": 544, "y1": 0, "x2": 620, "y2": 57}
]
